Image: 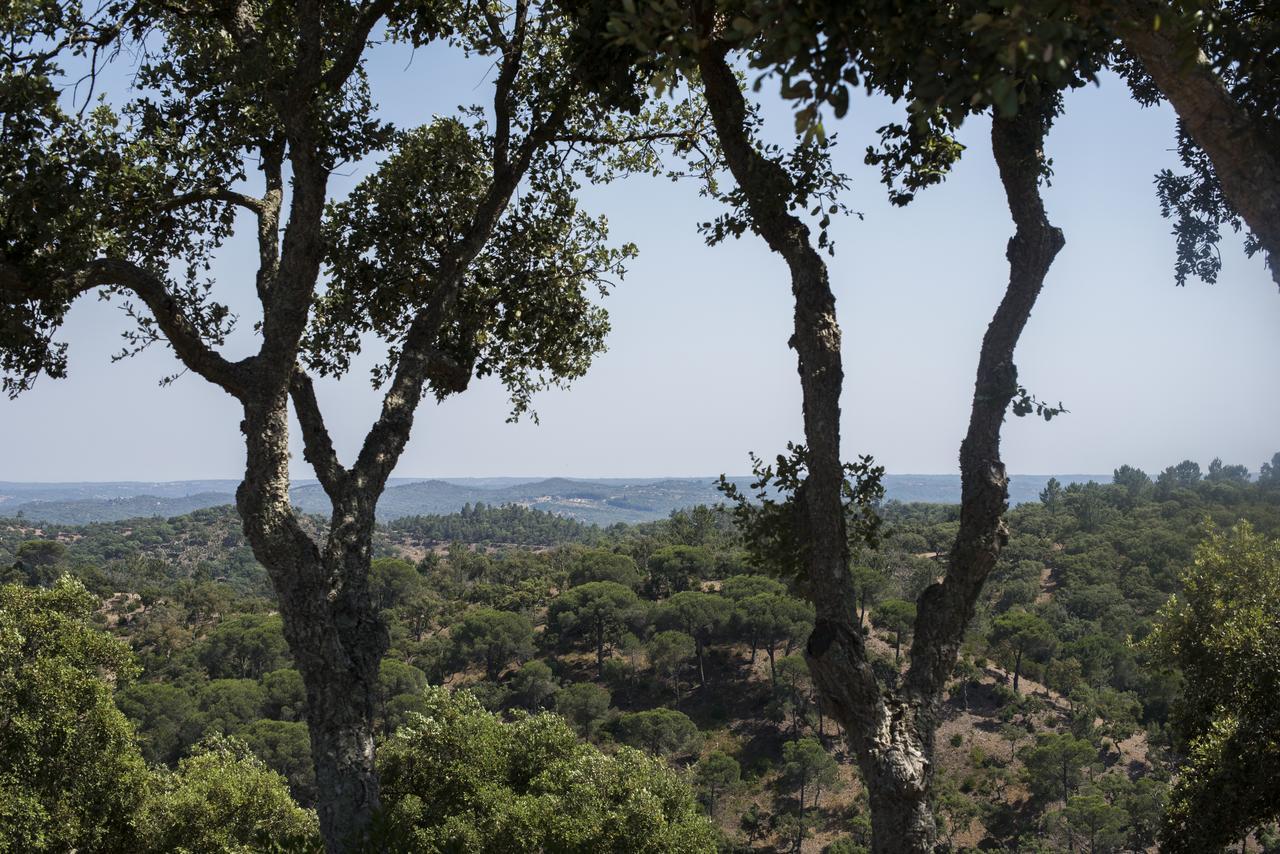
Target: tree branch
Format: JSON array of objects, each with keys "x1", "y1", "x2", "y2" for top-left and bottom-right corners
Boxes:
[
  {"x1": 348, "y1": 92, "x2": 575, "y2": 500},
  {"x1": 255, "y1": 140, "x2": 285, "y2": 303},
  {"x1": 1105, "y1": 0, "x2": 1280, "y2": 287},
  {"x1": 290, "y1": 367, "x2": 349, "y2": 498},
  {"x1": 554, "y1": 129, "x2": 696, "y2": 146},
  {"x1": 1, "y1": 256, "x2": 249, "y2": 397},
  {"x1": 692, "y1": 4, "x2": 883, "y2": 741},
  {"x1": 492, "y1": 0, "x2": 531, "y2": 171},
  {"x1": 905, "y1": 104, "x2": 1064, "y2": 710},
  {"x1": 157, "y1": 186, "x2": 266, "y2": 215},
  {"x1": 320, "y1": 0, "x2": 396, "y2": 93}
]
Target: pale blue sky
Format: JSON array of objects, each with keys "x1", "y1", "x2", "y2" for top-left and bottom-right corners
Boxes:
[{"x1": 2, "y1": 40, "x2": 1277, "y2": 482}]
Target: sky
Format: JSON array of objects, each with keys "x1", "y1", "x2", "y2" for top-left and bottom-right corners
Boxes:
[{"x1": 2, "y1": 38, "x2": 1278, "y2": 483}]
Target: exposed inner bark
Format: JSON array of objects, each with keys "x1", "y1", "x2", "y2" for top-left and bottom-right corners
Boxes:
[
  {"x1": 1106, "y1": 0, "x2": 1280, "y2": 287},
  {"x1": 694, "y1": 9, "x2": 1064, "y2": 842}
]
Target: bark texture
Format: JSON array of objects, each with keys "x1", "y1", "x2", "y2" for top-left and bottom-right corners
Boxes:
[
  {"x1": 1108, "y1": 0, "x2": 1280, "y2": 287},
  {"x1": 236, "y1": 395, "x2": 388, "y2": 851},
  {"x1": 695, "y1": 8, "x2": 1064, "y2": 843}
]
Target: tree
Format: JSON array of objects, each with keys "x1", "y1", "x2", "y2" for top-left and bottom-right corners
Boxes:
[
  {"x1": 933, "y1": 774, "x2": 980, "y2": 850},
  {"x1": 720, "y1": 573, "x2": 786, "y2": 602},
  {"x1": 646, "y1": 545, "x2": 713, "y2": 597},
  {"x1": 772, "y1": 654, "x2": 816, "y2": 736},
  {"x1": 508, "y1": 659, "x2": 560, "y2": 711},
  {"x1": 262, "y1": 668, "x2": 308, "y2": 722},
  {"x1": 0, "y1": 577, "x2": 149, "y2": 852},
  {"x1": 548, "y1": 581, "x2": 644, "y2": 676},
  {"x1": 198, "y1": 678, "x2": 268, "y2": 735},
  {"x1": 734, "y1": 0, "x2": 1280, "y2": 288},
  {"x1": 1111, "y1": 465, "x2": 1152, "y2": 509},
  {"x1": 1059, "y1": 788, "x2": 1128, "y2": 854},
  {"x1": 239, "y1": 719, "x2": 318, "y2": 806},
  {"x1": 116, "y1": 682, "x2": 204, "y2": 765},
  {"x1": 775, "y1": 811, "x2": 815, "y2": 853},
  {"x1": 1259, "y1": 452, "x2": 1280, "y2": 490},
  {"x1": 136, "y1": 735, "x2": 320, "y2": 852},
  {"x1": 1143, "y1": 522, "x2": 1280, "y2": 852},
  {"x1": 1021, "y1": 733, "x2": 1100, "y2": 805},
  {"x1": 605, "y1": 3, "x2": 1068, "y2": 846},
  {"x1": 9, "y1": 539, "x2": 67, "y2": 586},
  {"x1": 782, "y1": 737, "x2": 841, "y2": 817},
  {"x1": 1040, "y1": 478, "x2": 1064, "y2": 515},
  {"x1": 567, "y1": 548, "x2": 644, "y2": 589},
  {"x1": 850, "y1": 563, "x2": 888, "y2": 624},
  {"x1": 988, "y1": 609, "x2": 1056, "y2": 694},
  {"x1": 736, "y1": 592, "x2": 813, "y2": 681},
  {"x1": 656, "y1": 590, "x2": 732, "y2": 687},
  {"x1": 1206, "y1": 457, "x2": 1250, "y2": 484},
  {"x1": 377, "y1": 688, "x2": 716, "y2": 852},
  {"x1": 1103, "y1": 0, "x2": 1280, "y2": 287},
  {"x1": 554, "y1": 682, "x2": 612, "y2": 738},
  {"x1": 452, "y1": 608, "x2": 535, "y2": 681},
  {"x1": 0, "y1": 3, "x2": 693, "y2": 848},
  {"x1": 369, "y1": 557, "x2": 426, "y2": 612},
  {"x1": 871, "y1": 599, "x2": 917, "y2": 664},
  {"x1": 611, "y1": 708, "x2": 702, "y2": 758},
  {"x1": 694, "y1": 751, "x2": 740, "y2": 816},
  {"x1": 1159, "y1": 459, "x2": 1204, "y2": 491},
  {"x1": 648, "y1": 630, "x2": 696, "y2": 702},
  {"x1": 196, "y1": 613, "x2": 291, "y2": 680}
]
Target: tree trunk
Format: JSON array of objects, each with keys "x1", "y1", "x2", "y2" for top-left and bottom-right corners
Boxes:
[
  {"x1": 237, "y1": 397, "x2": 387, "y2": 852},
  {"x1": 696, "y1": 5, "x2": 1063, "y2": 848},
  {"x1": 693, "y1": 18, "x2": 937, "y2": 851},
  {"x1": 293, "y1": 527, "x2": 386, "y2": 853},
  {"x1": 1013, "y1": 647, "x2": 1023, "y2": 694},
  {"x1": 696, "y1": 638, "x2": 707, "y2": 688},
  {"x1": 1108, "y1": 0, "x2": 1280, "y2": 287},
  {"x1": 864, "y1": 778, "x2": 932, "y2": 852}
]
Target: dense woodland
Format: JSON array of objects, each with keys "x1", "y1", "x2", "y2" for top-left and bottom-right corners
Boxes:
[{"x1": 4, "y1": 455, "x2": 1279, "y2": 851}]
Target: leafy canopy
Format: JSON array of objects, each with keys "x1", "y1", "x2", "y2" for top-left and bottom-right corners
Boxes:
[
  {"x1": 376, "y1": 687, "x2": 716, "y2": 852},
  {"x1": 1143, "y1": 522, "x2": 1280, "y2": 852}
]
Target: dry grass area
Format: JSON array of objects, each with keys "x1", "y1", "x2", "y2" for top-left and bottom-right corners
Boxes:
[{"x1": 674, "y1": 631, "x2": 1158, "y2": 852}]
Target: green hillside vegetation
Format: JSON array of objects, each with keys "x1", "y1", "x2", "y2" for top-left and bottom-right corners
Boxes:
[{"x1": 3, "y1": 455, "x2": 1279, "y2": 851}]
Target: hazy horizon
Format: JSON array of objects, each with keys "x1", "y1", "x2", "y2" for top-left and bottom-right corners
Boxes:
[{"x1": 2, "y1": 471, "x2": 1122, "y2": 485}]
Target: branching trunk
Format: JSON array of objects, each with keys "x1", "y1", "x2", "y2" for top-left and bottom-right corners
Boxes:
[
  {"x1": 695, "y1": 8, "x2": 1063, "y2": 842},
  {"x1": 1106, "y1": 0, "x2": 1280, "y2": 287},
  {"x1": 905, "y1": 103, "x2": 1064, "y2": 711},
  {"x1": 694, "y1": 18, "x2": 929, "y2": 851},
  {"x1": 237, "y1": 394, "x2": 388, "y2": 852}
]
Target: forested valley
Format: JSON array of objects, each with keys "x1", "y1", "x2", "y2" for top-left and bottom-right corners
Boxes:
[
  {"x1": 5, "y1": 456, "x2": 1279, "y2": 852},
  {"x1": 3, "y1": 0, "x2": 1278, "y2": 850}
]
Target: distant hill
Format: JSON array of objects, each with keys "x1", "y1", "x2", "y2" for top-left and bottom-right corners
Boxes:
[
  {"x1": 3, "y1": 474, "x2": 1108, "y2": 525},
  {"x1": 2, "y1": 492, "x2": 238, "y2": 525}
]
